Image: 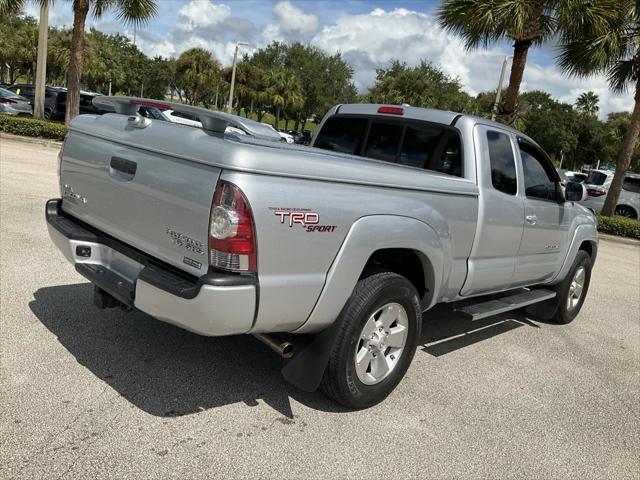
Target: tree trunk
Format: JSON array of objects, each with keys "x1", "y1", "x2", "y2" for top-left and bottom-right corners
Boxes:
[
  {"x1": 301, "y1": 118, "x2": 307, "y2": 131},
  {"x1": 498, "y1": 39, "x2": 531, "y2": 125},
  {"x1": 284, "y1": 115, "x2": 289, "y2": 131},
  {"x1": 601, "y1": 78, "x2": 640, "y2": 217},
  {"x1": 274, "y1": 107, "x2": 280, "y2": 129},
  {"x1": 257, "y1": 110, "x2": 264, "y2": 122},
  {"x1": 294, "y1": 113, "x2": 301, "y2": 132},
  {"x1": 65, "y1": 0, "x2": 89, "y2": 126}
]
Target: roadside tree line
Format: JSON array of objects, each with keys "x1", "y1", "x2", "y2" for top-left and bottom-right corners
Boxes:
[{"x1": 1, "y1": 1, "x2": 638, "y2": 212}]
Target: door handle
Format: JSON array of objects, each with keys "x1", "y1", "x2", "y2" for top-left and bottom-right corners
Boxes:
[
  {"x1": 525, "y1": 215, "x2": 537, "y2": 225},
  {"x1": 110, "y1": 156, "x2": 137, "y2": 180}
]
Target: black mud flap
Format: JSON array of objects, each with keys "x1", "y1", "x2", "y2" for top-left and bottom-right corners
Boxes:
[{"x1": 280, "y1": 320, "x2": 342, "y2": 392}]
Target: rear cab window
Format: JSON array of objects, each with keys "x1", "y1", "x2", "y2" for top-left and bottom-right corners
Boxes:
[{"x1": 313, "y1": 115, "x2": 463, "y2": 177}]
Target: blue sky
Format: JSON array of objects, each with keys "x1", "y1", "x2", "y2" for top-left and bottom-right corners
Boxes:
[{"x1": 28, "y1": 0, "x2": 632, "y2": 117}]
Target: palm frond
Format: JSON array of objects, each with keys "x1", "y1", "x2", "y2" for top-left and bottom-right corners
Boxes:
[{"x1": 114, "y1": 0, "x2": 158, "y2": 26}]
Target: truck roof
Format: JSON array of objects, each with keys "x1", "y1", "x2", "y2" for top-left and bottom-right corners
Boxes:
[{"x1": 328, "y1": 103, "x2": 540, "y2": 148}]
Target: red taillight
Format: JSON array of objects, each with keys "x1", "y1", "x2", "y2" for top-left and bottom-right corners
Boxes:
[
  {"x1": 0, "y1": 98, "x2": 16, "y2": 104},
  {"x1": 131, "y1": 99, "x2": 170, "y2": 110},
  {"x1": 377, "y1": 106, "x2": 404, "y2": 115},
  {"x1": 587, "y1": 188, "x2": 606, "y2": 197},
  {"x1": 209, "y1": 180, "x2": 256, "y2": 272}
]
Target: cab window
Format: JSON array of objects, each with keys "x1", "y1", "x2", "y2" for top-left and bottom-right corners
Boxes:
[
  {"x1": 313, "y1": 117, "x2": 368, "y2": 155},
  {"x1": 363, "y1": 122, "x2": 403, "y2": 162},
  {"x1": 487, "y1": 131, "x2": 517, "y2": 195},
  {"x1": 519, "y1": 142, "x2": 559, "y2": 201},
  {"x1": 399, "y1": 126, "x2": 462, "y2": 176}
]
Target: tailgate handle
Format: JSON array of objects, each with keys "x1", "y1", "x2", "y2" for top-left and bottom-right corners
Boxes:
[{"x1": 110, "y1": 157, "x2": 137, "y2": 178}]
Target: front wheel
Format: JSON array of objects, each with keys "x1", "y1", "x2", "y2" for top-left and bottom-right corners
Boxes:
[
  {"x1": 320, "y1": 272, "x2": 422, "y2": 409},
  {"x1": 551, "y1": 250, "x2": 592, "y2": 324}
]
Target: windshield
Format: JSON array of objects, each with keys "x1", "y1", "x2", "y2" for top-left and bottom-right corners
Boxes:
[
  {"x1": 585, "y1": 171, "x2": 608, "y2": 186},
  {"x1": 0, "y1": 87, "x2": 22, "y2": 99}
]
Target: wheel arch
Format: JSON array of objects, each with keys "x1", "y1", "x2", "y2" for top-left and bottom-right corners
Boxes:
[{"x1": 294, "y1": 215, "x2": 449, "y2": 334}]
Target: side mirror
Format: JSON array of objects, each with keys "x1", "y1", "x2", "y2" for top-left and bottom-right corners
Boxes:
[{"x1": 565, "y1": 181, "x2": 586, "y2": 202}]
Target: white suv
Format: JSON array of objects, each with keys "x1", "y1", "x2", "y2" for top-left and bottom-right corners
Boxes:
[{"x1": 581, "y1": 169, "x2": 640, "y2": 218}]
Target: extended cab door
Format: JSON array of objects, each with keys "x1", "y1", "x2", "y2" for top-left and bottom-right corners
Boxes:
[
  {"x1": 511, "y1": 139, "x2": 571, "y2": 285},
  {"x1": 460, "y1": 126, "x2": 524, "y2": 296}
]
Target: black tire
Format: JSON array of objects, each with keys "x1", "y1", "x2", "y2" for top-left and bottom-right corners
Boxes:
[
  {"x1": 615, "y1": 205, "x2": 637, "y2": 219},
  {"x1": 320, "y1": 272, "x2": 422, "y2": 409},
  {"x1": 43, "y1": 106, "x2": 54, "y2": 120},
  {"x1": 551, "y1": 250, "x2": 592, "y2": 324}
]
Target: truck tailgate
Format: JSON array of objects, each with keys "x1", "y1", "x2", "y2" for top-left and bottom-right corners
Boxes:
[{"x1": 60, "y1": 129, "x2": 220, "y2": 276}]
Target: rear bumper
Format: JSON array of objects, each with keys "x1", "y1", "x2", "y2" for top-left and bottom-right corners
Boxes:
[{"x1": 46, "y1": 199, "x2": 257, "y2": 336}]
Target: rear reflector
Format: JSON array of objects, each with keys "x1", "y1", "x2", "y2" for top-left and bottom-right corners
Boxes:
[
  {"x1": 209, "y1": 181, "x2": 256, "y2": 272},
  {"x1": 377, "y1": 106, "x2": 404, "y2": 115}
]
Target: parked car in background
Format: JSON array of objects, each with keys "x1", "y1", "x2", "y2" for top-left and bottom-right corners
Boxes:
[
  {"x1": 0, "y1": 87, "x2": 32, "y2": 116},
  {"x1": 3, "y1": 84, "x2": 111, "y2": 120},
  {"x1": 559, "y1": 170, "x2": 587, "y2": 186},
  {"x1": 300, "y1": 129, "x2": 313, "y2": 144},
  {"x1": 284, "y1": 129, "x2": 304, "y2": 143},
  {"x1": 262, "y1": 123, "x2": 294, "y2": 143},
  {"x1": 5, "y1": 84, "x2": 65, "y2": 119},
  {"x1": 581, "y1": 169, "x2": 640, "y2": 218}
]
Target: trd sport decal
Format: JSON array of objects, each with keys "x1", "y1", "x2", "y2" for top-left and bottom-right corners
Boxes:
[{"x1": 270, "y1": 207, "x2": 337, "y2": 233}]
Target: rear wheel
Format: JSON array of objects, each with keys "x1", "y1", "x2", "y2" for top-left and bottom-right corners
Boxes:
[
  {"x1": 320, "y1": 272, "x2": 422, "y2": 409},
  {"x1": 615, "y1": 205, "x2": 637, "y2": 219}
]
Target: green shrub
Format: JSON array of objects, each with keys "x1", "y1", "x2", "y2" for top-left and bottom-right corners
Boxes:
[
  {"x1": 0, "y1": 114, "x2": 67, "y2": 141},
  {"x1": 595, "y1": 213, "x2": 640, "y2": 239}
]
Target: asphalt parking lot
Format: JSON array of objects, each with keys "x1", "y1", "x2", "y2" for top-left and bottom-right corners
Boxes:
[{"x1": 1, "y1": 135, "x2": 639, "y2": 479}]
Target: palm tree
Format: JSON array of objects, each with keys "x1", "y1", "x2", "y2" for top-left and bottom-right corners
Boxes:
[
  {"x1": 575, "y1": 91, "x2": 600, "y2": 118},
  {"x1": 264, "y1": 68, "x2": 303, "y2": 129},
  {"x1": 1, "y1": 0, "x2": 157, "y2": 124},
  {"x1": 438, "y1": 0, "x2": 558, "y2": 124},
  {"x1": 174, "y1": 48, "x2": 220, "y2": 106},
  {"x1": 64, "y1": 0, "x2": 157, "y2": 124},
  {"x1": 557, "y1": 0, "x2": 638, "y2": 217}
]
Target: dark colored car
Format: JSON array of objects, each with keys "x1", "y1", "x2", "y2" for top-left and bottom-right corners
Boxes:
[
  {"x1": 4, "y1": 85, "x2": 112, "y2": 120},
  {"x1": 5, "y1": 84, "x2": 66, "y2": 120}
]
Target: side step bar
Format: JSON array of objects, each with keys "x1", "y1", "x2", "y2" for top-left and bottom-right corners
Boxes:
[{"x1": 454, "y1": 289, "x2": 556, "y2": 321}]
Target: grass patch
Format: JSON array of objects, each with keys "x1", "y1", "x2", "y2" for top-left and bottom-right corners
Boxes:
[
  {"x1": 0, "y1": 114, "x2": 67, "y2": 141},
  {"x1": 595, "y1": 213, "x2": 640, "y2": 239}
]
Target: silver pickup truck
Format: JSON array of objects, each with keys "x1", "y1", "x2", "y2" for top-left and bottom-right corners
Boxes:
[{"x1": 46, "y1": 98, "x2": 597, "y2": 409}]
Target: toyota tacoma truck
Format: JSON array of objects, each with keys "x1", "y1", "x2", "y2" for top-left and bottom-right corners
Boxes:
[{"x1": 46, "y1": 98, "x2": 597, "y2": 409}]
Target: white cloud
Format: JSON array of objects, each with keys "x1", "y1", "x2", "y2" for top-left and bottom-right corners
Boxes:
[
  {"x1": 310, "y1": 7, "x2": 633, "y2": 118},
  {"x1": 176, "y1": 0, "x2": 231, "y2": 30},
  {"x1": 262, "y1": 0, "x2": 319, "y2": 43},
  {"x1": 26, "y1": 0, "x2": 631, "y2": 117}
]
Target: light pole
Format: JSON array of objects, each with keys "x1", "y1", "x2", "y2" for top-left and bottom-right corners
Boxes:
[
  {"x1": 34, "y1": 2, "x2": 49, "y2": 119},
  {"x1": 491, "y1": 56, "x2": 511, "y2": 121},
  {"x1": 227, "y1": 41, "x2": 249, "y2": 113}
]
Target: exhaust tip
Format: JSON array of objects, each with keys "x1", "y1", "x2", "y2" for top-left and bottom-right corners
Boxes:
[{"x1": 281, "y1": 343, "x2": 295, "y2": 359}]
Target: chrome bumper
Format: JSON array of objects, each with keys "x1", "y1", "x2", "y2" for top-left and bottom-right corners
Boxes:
[{"x1": 46, "y1": 199, "x2": 256, "y2": 336}]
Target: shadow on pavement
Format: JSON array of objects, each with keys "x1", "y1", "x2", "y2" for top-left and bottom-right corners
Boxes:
[
  {"x1": 419, "y1": 304, "x2": 541, "y2": 356},
  {"x1": 29, "y1": 283, "x2": 349, "y2": 418},
  {"x1": 30, "y1": 283, "x2": 543, "y2": 418}
]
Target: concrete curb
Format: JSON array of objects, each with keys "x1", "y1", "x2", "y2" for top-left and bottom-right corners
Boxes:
[
  {"x1": 1, "y1": 132, "x2": 63, "y2": 149},
  {"x1": 599, "y1": 233, "x2": 640, "y2": 247}
]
